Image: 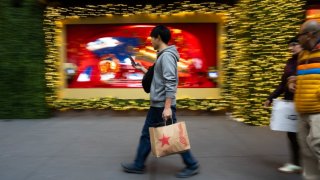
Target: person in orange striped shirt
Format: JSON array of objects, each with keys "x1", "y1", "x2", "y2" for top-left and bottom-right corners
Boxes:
[{"x1": 288, "y1": 20, "x2": 320, "y2": 180}]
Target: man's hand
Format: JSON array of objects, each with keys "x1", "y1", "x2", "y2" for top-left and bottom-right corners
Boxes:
[
  {"x1": 132, "y1": 62, "x2": 143, "y2": 70},
  {"x1": 288, "y1": 83, "x2": 296, "y2": 93},
  {"x1": 132, "y1": 62, "x2": 148, "y2": 73},
  {"x1": 162, "y1": 107, "x2": 172, "y2": 121},
  {"x1": 287, "y1": 76, "x2": 297, "y2": 93},
  {"x1": 264, "y1": 100, "x2": 271, "y2": 107}
]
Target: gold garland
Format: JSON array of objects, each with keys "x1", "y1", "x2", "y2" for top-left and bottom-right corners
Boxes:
[
  {"x1": 44, "y1": 0, "x2": 305, "y2": 125},
  {"x1": 44, "y1": 2, "x2": 230, "y2": 111}
]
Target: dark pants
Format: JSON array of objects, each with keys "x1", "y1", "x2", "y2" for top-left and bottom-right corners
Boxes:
[
  {"x1": 133, "y1": 106, "x2": 198, "y2": 169},
  {"x1": 287, "y1": 132, "x2": 300, "y2": 166}
]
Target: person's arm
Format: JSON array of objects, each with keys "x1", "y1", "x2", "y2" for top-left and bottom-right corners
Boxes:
[
  {"x1": 287, "y1": 76, "x2": 297, "y2": 93},
  {"x1": 266, "y1": 56, "x2": 299, "y2": 107},
  {"x1": 132, "y1": 62, "x2": 148, "y2": 74},
  {"x1": 267, "y1": 74, "x2": 286, "y2": 99},
  {"x1": 161, "y1": 53, "x2": 177, "y2": 121},
  {"x1": 162, "y1": 98, "x2": 172, "y2": 121},
  {"x1": 265, "y1": 66, "x2": 288, "y2": 107}
]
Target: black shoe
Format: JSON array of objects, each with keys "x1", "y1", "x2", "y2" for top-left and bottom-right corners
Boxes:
[
  {"x1": 121, "y1": 163, "x2": 145, "y2": 174},
  {"x1": 175, "y1": 164, "x2": 199, "y2": 178}
]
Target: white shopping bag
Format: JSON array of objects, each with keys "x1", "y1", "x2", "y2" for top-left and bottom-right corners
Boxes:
[{"x1": 270, "y1": 99, "x2": 298, "y2": 132}]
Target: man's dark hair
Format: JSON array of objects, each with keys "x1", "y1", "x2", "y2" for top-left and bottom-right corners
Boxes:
[{"x1": 150, "y1": 25, "x2": 171, "y2": 44}]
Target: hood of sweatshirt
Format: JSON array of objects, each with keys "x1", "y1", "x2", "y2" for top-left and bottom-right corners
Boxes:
[{"x1": 157, "y1": 45, "x2": 180, "y2": 62}]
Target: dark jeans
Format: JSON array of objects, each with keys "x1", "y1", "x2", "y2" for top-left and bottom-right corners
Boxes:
[
  {"x1": 133, "y1": 106, "x2": 198, "y2": 169},
  {"x1": 287, "y1": 132, "x2": 300, "y2": 166}
]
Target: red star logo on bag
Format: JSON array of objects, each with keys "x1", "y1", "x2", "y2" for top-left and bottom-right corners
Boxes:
[{"x1": 159, "y1": 134, "x2": 170, "y2": 147}]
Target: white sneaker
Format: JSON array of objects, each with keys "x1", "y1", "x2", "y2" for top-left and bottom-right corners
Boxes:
[{"x1": 278, "y1": 163, "x2": 302, "y2": 173}]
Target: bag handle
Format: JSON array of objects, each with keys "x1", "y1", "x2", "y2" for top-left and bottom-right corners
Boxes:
[{"x1": 164, "y1": 117, "x2": 174, "y2": 126}]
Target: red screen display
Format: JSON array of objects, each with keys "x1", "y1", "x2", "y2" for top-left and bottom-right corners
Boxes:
[{"x1": 65, "y1": 23, "x2": 217, "y2": 88}]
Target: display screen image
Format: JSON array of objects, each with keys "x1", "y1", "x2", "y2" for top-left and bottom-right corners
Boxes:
[{"x1": 65, "y1": 23, "x2": 218, "y2": 88}]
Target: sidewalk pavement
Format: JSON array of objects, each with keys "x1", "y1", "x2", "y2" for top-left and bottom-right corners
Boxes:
[{"x1": 0, "y1": 111, "x2": 301, "y2": 180}]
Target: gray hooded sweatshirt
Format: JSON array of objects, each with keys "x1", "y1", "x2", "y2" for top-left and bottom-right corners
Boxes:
[{"x1": 150, "y1": 45, "x2": 179, "y2": 107}]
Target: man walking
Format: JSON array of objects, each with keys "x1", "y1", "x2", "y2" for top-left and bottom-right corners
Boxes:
[
  {"x1": 121, "y1": 25, "x2": 199, "y2": 178},
  {"x1": 288, "y1": 20, "x2": 320, "y2": 180}
]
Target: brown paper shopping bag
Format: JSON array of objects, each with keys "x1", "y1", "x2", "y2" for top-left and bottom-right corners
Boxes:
[{"x1": 149, "y1": 121, "x2": 191, "y2": 158}]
